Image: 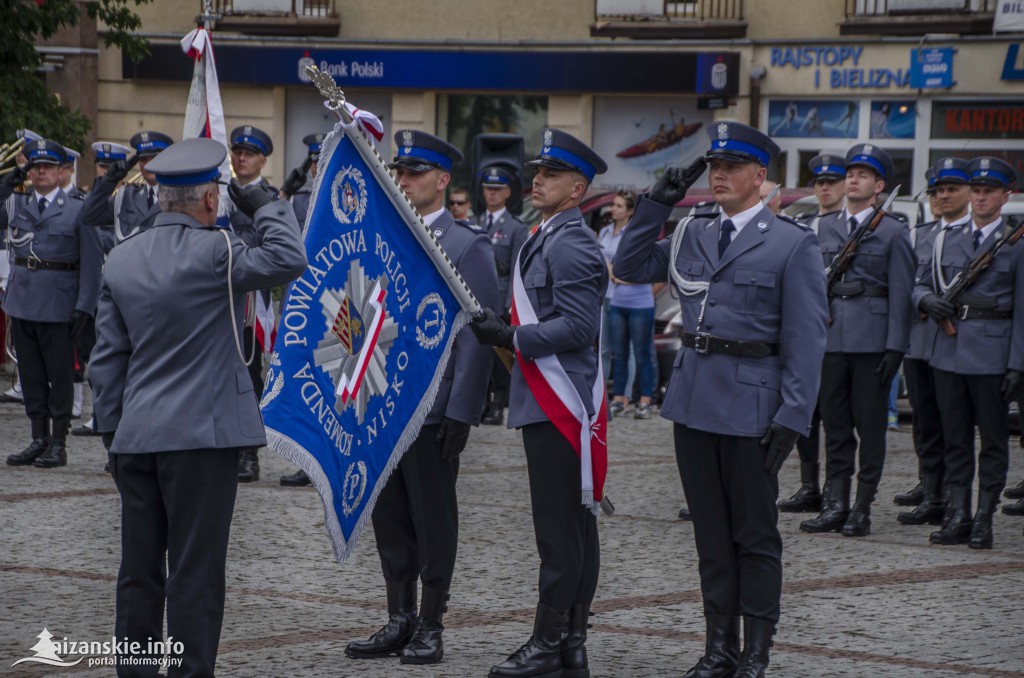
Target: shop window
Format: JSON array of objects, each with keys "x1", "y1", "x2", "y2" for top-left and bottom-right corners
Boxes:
[
  {"x1": 767, "y1": 100, "x2": 859, "y2": 139},
  {"x1": 931, "y1": 101, "x2": 1024, "y2": 140},
  {"x1": 870, "y1": 101, "x2": 917, "y2": 139}
]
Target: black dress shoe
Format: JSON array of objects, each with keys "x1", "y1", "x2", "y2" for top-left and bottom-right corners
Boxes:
[
  {"x1": 489, "y1": 603, "x2": 568, "y2": 678},
  {"x1": 399, "y1": 587, "x2": 448, "y2": 665},
  {"x1": 678, "y1": 506, "x2": 692, "y2": 521},
  {"x1": 894, "y1": 480, "x2": 925, "y2": 506},
  {"x1": 345, "y1": 581, "x2": 417, "y2": 659},
  {"x1": 1002, "y1": 497, "x2": 1024, "y2": 516},
  {"x1": 238, "y1": 449, "x2": 260, "y2": 483},
  {"x1": 33, "y1": 441, "x2": 68, "y2": 468},
  {"x1": 778, "y1": 484, "x2": 821, "y2": 513},
  {"x1": 930, "y1": 487, "x2": 972, "y2": 545},
  {"x1": 800, "y1": 479, "x2": 850, "y2": 533},
  {"x1": 841, "y1": 506, "x2": 871, "y2": 537},
  {"x1": 72, "y1": 425, "x2": 101, "y2": 437},
  {"x1": 6, "y1": 438, "x2": 51, "y2": 466},
  {"x1": 280, "y1": 469, "x2": 311, "y2": 487},
  {"x1": 1004, "y1": 480, "x2": 1024, "y2": 500},
  {"x1": 481, "y1": 407, "x2": 505, "y2": 426}
]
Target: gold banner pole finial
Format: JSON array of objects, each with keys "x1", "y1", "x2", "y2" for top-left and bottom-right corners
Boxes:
[{"x1": 306, "y1": 65, "x2": 353, "y2": 125}]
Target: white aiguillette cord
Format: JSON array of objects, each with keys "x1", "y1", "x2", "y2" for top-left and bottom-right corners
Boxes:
[{"x1": 221, "y1": 229, "x2": 256, "y2": 367}]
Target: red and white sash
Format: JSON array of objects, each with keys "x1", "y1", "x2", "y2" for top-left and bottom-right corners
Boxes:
[{"x1": 510, "y1": 239, "x2": 608, "y2": 514}]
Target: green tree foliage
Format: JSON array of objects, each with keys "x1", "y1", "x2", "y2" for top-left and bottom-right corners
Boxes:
[{"x1": 0, "y1": 0, "x2": 151, "y2": 150}]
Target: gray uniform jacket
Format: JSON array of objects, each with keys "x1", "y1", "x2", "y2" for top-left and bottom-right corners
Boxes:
[
  {"x1": 615, "y1": 198, "x2": 827, "y2": 437},
  {"x1": 79, "y1": 177, "x2": 162, "y2": 242},
  {"x1": 475, "y1": 210, "x2": 530, "y2": 312},
  {"x1": 425, "y1": 211, "x2": 500, "y2": 426},
  {"x1": 1, "y1": 189, "x2": 103, "y2": 322},
  {"x1": 291, "y1": 190, "x2": 311, "y2": 229},
  {"x1": 818, "y1": 210, "x2": 915, "y2": 354},
  {"x1": 89, "y1": 201, "x2": 307, "y2": 453},
  {"x1": 507, "y1": 207, "x2": 608, "y2": 430},
  {"x1": 229, "y1": 179, "x2": 283, "y2": 246},
  {"x1": 906, "y1": 219, "x2": 941, "y2": 361},
  {"x1": 912, "y1": 218, "x2": 1024, "y2": 376}
]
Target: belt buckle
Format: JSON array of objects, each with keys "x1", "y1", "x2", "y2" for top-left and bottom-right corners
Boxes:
[
  {"x1": 958, "y1": 305, "x2": 970, "y2": 320},
  {"x1": 693, "y1": 332, "x2": 711, "y2": 355},
  {"x1": 26, "y1": 256, "x2": 40, "y2": 271}
]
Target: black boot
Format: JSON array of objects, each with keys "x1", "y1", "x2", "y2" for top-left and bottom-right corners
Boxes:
[
  {"x1": 733, "y1": 617, "x2": 775, "y2": 678},
  {"x1": 898, "y1": 472, "x2": 945, "y2": 525},
  {"x1": 682, "y1": 615, "x2": 740, "y2": 678},
  {"x1": 482, "y1": 406, "x2": 505, "y2": 426},
  {"x1": 969, "y1": 490, "x2": 1000, "y2": 550},
  {"x1": 489, "y1": 603, "x2": 568, "y2": 678},
  {"x1": 34, "y1": 418, "x2": 68, "y2": 468},
  {"x1": 6, "y1": 419, "x2": 50, "y2": 466},
  {"x1": 238, "y1": 448, "x2": 260, "y2": 483},
  {"x1": 930, "y1": 486, "x2": 973, "y2": 545},
  {"x1": 894, "y1": 479, "x2": 925, "y2": 506},
  {"x1": 345, "y1": 581, "x2": 417, "y2": 658},
  {"x1": 1002, "y1": 496, "x2": 1024, "y2": 516},
  {"x1": 561, "y1": 603, "x2": 592, "y2": 678},
  {"x1": 400, "y1": 586, "x2": 448, "y2": 665},
  {"x1": 799, "y1": 478, "x2": 850, "y2": 533},
  {"x1": 1004, "y1": 479, "x2": 1024, "y2": 500},
  {"x1": 778, "y1": 462, "x2": 821, "y2": 513},
  {"x1": 842, "y1": 484, "x2": 875, "y2": 537},
  {"x1": 280, "y1": 469, "x2": 311, "y2": 487}
]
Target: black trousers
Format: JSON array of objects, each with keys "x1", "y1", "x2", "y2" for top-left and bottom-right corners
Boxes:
[
  {"x1": 11, "y1": 318, "x2": 74, "y2": 422},
  {"x1": 371, "y1": 423, "x2": 460, "y2": 590},
  {"x1": 795, "y1": 405, "x2": 821, "y2": 465},
  {"x1": 73, "y1": 315, "x2": 97, "y2": 382},
  {"x1": 112, "y1": 448, "x2": 239, "y2": 678},
  {"x1": 488, "y1": 355, "x2": 511, "y2": 409},
  {"x1": 522, "y1": 422, "x2": 600, "y2": 611},
  {"x1": 675, "y1": 425, "x2": 782, "y2": 623},
  {"x1": 932, "y1": 369, "x2": 1009, "y2": 494},
  {"x1": 819, "y1": 352, "x2": 888, "y2": 490},
  {"x1": 903, "y1": 358, "x2": 945, "y2": 478}
]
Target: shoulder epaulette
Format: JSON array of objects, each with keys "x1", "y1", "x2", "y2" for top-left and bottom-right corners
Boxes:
[
  {"x1": 775, "y1": 213, "x2": 808, "y2": 230},
  {"x1": 455, "y1": 218, "x2": 483, "y2": 233},
  {"x1": 914, "y1": 219, "x2": 939, "y2": 230}
]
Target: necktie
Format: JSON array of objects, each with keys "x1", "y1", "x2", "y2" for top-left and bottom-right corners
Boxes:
[
  {"x1": 718, "y1": 219, "x2": 735, "y2": 259},
  {"x1": 973, "y1": 228, "x2": 982, "y2": 251},
  {"x1": 848, "y1": 216, "x2": 858, "y2": 237},
  {"x1": 147, "y1": 187, "x2": 155, "y2": 210},
  {"x1": 37, "y1": 198, "x2": 47, "y2": 216},
  {"x1": 487, "y1": 213, "x2": 493, "y2": 231}
]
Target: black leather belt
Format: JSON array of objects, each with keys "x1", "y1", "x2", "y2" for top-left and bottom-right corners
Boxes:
[
  {"x1": 830, "y1": 281, "x2": 888, "y2": 298},
  {"x1": 683, "y1": 332, "x2": 779, "y2": 358},
  {"x1": 13, "y1": 256, "x2": 79, "y2": 272},
  {"x1": 958, "y1": 306, "x2": 1012, "y2": 320}
]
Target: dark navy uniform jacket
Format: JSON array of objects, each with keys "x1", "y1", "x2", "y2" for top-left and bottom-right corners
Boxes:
[
  {"x1": 615, "y1": 198, "x2": 828, "y2": 437},
  {"x1": 507, "y1": 207, "x2": 608, "y2": 429}
]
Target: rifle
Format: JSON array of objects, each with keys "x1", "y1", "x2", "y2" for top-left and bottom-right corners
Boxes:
[
  {"x1": 825, "y1": 186, "x2": 901, "y2": 300},
  {"x1": 936, "y1": 215, "x2": 1024, "y2": 337}
]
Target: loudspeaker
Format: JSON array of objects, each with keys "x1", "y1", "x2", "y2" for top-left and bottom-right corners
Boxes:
[{"x1": 471, "y1": 133, "x2": 525, "y2": 216}]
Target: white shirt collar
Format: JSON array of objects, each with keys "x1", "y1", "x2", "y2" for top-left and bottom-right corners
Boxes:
[
  {"x1": 939, "y1": 213, "x2": 970, "y2": 229},
  {"x1": 845, "y1": 205, "x2": 876, "y2": 226},
  {"x1": 972, "y1": 217, "x2": 1002, "y2": 242},
  {"x1": 34, "y1": 187, "x2": 60, "y2": 205},
  {"x1": 238, "y1": 175, "x2": 263, "y2": 188},
  {"x1": 485, "y1": 206, "x2": 507, "y2": 223},
  {"x1": 423, "y1": 207, "x2": 446, "y2": 226},
  {"x1": 721, "y1": 200, "x2": 766, "y2": 236}
]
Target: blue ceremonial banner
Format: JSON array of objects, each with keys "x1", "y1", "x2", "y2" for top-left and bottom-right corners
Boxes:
[{"x1": 260, "y1": 116, "x2": 470, "y2": 564}]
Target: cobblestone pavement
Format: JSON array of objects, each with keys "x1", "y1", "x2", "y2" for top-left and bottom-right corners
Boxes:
[{"x1": 2, "y1": 384, "x2": 1024, "y2": 677}]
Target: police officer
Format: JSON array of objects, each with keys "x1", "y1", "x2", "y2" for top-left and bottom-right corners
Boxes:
[
  {"x1": 778, "y1": 153, "x2": 846, "y2": 514},
  {"x1": 279, "y1": 132, "x2": 326, "y2": 228},
  {"x1": 471, "y1": 128, "x2": 607, "y2": 678},
  {"x1": 59, "y1": 148, "x2": 87, "y2": 200},
  {"x1": 2, "y1": 139, "x2": 104, "y2": 468},
  {"x1": 89, "y1": 137, "x2": 306, "y2": 675},
  {"x1": 914, "y1": 157, "x2": 1021, "y2": 549},
  {"x1": 801, "y1": 143, "x2": 914, "y2": 538},
  {"x1": 345, "y1": 130, "x2": 497, "y2": 666},
  {"x1": 896, "y1": 159, "x2": 970, "y2": 526},
  {"x1": 475, "y1": 166, "x2": 530, "y2": 426},
  {"x1": 615, "y1": 122, "x2": 827, "y2": 678},
  {"x1": 227, "y1": 124, "x2": 282, "y2": 483},
  {"x1": 79, "y1": 131, "x2": 173, "y2": 244}
]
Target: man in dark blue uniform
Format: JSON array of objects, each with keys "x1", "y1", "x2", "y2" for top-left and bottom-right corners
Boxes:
[
  {"x1": 472, "y1": 128, "x2": 608, "y2": 678},
  {"x1": 1, "y1": 139, "x2": 104, "y2": 468},
  {"x1": 279, "y1": 132, "x2": 327, "y2": 229},
  {"x1": 615, "y1": 122, "x2": 828, "y2": 678},
  {"x1": 345, "y1": 130, "x2": 497, "y2": 666}
]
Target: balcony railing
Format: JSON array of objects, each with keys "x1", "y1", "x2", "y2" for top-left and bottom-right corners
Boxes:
[
  {"x1": 847, "y1": 0, "x2": 994, "y2": 16},
  {"x1": 842, "y1": 0, "x2": 995, "y2": 34},
  {"x1": 592, "y1": 0, "x2": 746, "y2": 39},
  {"x1": 206, "y1": 0, "x2": 340, "y2": 36}
]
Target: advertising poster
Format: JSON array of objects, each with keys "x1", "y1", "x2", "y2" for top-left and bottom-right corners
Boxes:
[
  {"x1": 870, "y1": 101, "x2": 916, "y2": 139},
  {"x1": 768, "y1": 100, "x2": 859, "y2": 139},
  {"x1": 591, "y1": 96, "x2": 713, "y2": 191}
]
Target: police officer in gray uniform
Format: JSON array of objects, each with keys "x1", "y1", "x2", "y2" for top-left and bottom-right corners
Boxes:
[
  {"x1": 615, "y1": 122, "x2": 828, "y2": 678},
  {"x1": 345, "y1": 130, "x2": 497, "y2": 666},
  {"x1": 89, "y1": 138, "x2": 307, "y2": 675},
  {"x1": 801, "y1": 143, "x2": 914, "y2": 538},
  {"x1": 897, "y1": 160, "x2": 970, "y2": 525},
  {"x1": 79, "y1": 131, "x2": 173, "y2": 243},
  {"x1": 475, "y1": 165, "x2": 530, "y2": 426},
  {"x1": 472, "y1": 128, "x2": 608, "y2": 678},
  {"x1": 914, "y1": 157, "x2": 1022, "y2": 549},
  {"x1": 2, "y1": 139, "x2": 103, "y2": 469},
  {"x1": 280, "y1": 132, "x2": 326, "y2": 229}
]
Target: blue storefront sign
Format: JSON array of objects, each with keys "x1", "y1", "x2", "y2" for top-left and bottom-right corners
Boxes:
[
  {"x1": 910, "y1": 47, "x2": 955, "y2": 89},
  {"x1": 124, "y1": 42, "x2": 740, "y2": 96},
  {"x1": 1004, "y1": 43, "x2": 1024, "y2": 81}
]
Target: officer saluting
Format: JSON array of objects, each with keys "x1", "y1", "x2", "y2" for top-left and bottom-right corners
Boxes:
[
  {"x1": 913, "y1": 157, "x2": 1022, "y2": 549},
  {"x1": 2, "y1": 139, "x2": 104, "y2": 469},
  {"x1": 615, "y1": 122, "x2": 828, "y2": 678},
  {"x1": 89, "y1": 138, "x2": 307, "y2": 674},
  {"x1": 345, "y1": 130, "x2": 497, "y2": 666},
  {"x1": 472, "y1": 128, "x2": 608, "y2": 678}
]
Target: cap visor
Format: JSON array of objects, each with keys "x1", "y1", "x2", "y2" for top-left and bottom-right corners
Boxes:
[
  {"x1": 388, "y1": 159, "x2": 438, "y2": 172},
  {"x1": 705, "y1": 150, "x2": 759, "y2": 165},
  {"x1": 230, "y1": 143, "x2": 265, "y2": 155},
  {"x1": 526, "y1": 157, "x2": 579, "y2": 173}
]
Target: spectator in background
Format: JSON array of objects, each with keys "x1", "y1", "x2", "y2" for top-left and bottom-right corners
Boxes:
[
  {"x1": 759, "y1": 180, "x2": 782, "y2": 215},
  {"x1": 447, "y1": 186, "x2": 472, "y2": 221}
]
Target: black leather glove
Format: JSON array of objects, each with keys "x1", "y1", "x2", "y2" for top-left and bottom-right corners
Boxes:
[
  {"x1": 760, "y1": 422, "x2": 800, "y2": 475},
  {"x1": 280, "y1": 166, "x2": 307, "y2": 198},
  {"x1": 436, "y1": 417, "x2": 472, "y2": 463},
  {"x1": 1003, "y1": 369, "x2": 1024, "y2": 403},
  {"x1": 470, "y1": 308, "x2": 515, "y2": 350},
  {"x1": 875, "y1": 350, "x2": 904, "y2": 387},
  {"x1": 228, "y1": 179, "x2": 274, "y2": 219},
  {"x1": 918, "y1": 293, "x2": 955, "y2": 322},
  {"x1": 69, "y1": 311, "x2": 89, "y2": 341},
  {"x1": 0, "y1": 162, "x2": 30, "y2": 201},
  {"x1": 649, "y1": 157, "x2": 707, "y2": 206},
  {"x1": 105, "y1": 155, "x2": 138, "y2": 184}
]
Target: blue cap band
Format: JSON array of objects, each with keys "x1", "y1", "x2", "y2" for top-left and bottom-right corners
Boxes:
[
  {"x1": 482, "y1": 175, "x2": 511, "y2": 186},
  {"x1": 97, "y1": 151, "x2": 129, "y2": 161},
  {"x1": 27, "y1": 148, "x2": 64, "y2": 164},
  {"x1": 308, "y1": 143, "x2": 322, "y2": 154},
  {"x1": 935, "y1": 168, "x2": 969, "y2": 183},
  {"x1": 812, "y1": 164, "x2": 844, "y2": 177},
  {"x1": 232, "y1": 135, "x2": 268, "y2": 155},
  {"x1": 711, "y1": 139, "x2": 770, "y2": 166},
  {"x1": 155, "y1": 168, "x2": 221, "y2": 187},
  {"x1": 971, "y1": 169, "x2": 1011, "y2": 186},
  {"x1": 398, "y1": 146, "x2": 452, "y2": 172},
  {"x1": 539, "y1": 145, "x2": 597, "y2": 182},
  {"x1": 849, "y1": 154, "x2": 885, "y2": 178},
  {"x1": 137, "y1": 141, "x2": 170, "y2": 154}
]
